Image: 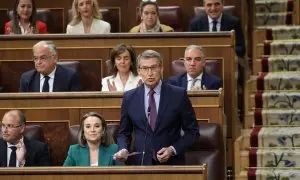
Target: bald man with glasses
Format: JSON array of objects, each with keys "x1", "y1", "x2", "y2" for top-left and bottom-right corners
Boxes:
[
  {"x1": 0, "y1": 110, "x2": 51, "y2": 167},
  {"x1": 19, "y1": 40, "x2": 81, "y2": 92}
]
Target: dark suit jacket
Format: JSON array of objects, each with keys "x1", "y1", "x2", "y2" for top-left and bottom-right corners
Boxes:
[
  {"x1": 19, "y1": 65, "x2": 80, "y2": 92},
  {"x1": 167, "y1": 72, "x2": 221, "y2": 90},
  {"x1": 0, "y1": 137, "x2": 51, "y2": 167},
  {"x1": 189, "y1": 14, "x2": 246, "y2": 57},
  {"x1": 117, "y1": 82, "x2": 199, "y2": 165}
]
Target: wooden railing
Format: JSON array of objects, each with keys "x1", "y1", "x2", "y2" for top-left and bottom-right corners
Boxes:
[{"x1": 0, "y1": 166, "x2": 207, "y2": 180}]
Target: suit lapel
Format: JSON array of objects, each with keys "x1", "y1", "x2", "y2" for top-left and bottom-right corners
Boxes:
[
  {"x1": 181, "y1": 74, "x2": 188, "y2": 90},
  {"x1": 98, "y1": 146, "x2": 111, "y2": 166},
  {"x1": 220, "y1": 14, "x2": 227, "y2": 31},
  {"x1": 155, "y1": 82, "x2": 169, "y2": 132},
  {"x1": 23, "y1": 137, "x2": 31, "y2": 166},
  {"x1": 33, "y1": 72, "x2": 40, "y2": 92},
  {"x1": 53, "y1": 65, "x2": 60, "y2": 92},
  {"x1": 138, "y1": 85, "x2": 148, "y2": 126},
  {"x1": 201, "y1": 72, "x2": 207, "y2": 90},
  {"x1": 80, "y1": 146, "x2": 90, "y2": 166},
  {"x1": 0, "y1": 140, "x2": 7, "y2": 167},
  {"x1": 203, "y1": 16, "x2": 210, "y2": 31}
]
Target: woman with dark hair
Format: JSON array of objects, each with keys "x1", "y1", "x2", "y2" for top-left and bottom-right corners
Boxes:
[
  {"x1": 101, "y1": 43, "x2": 141, "y2": 92},
  {"x1": 129, "y1": 0, "x2": 174, "y2": 33},
  {"x1": 4, "y1": 0, "x2": 47, "y2": 34},
  {"x1": 63, "y1": 112, "x2": 119, "y2": 166}
]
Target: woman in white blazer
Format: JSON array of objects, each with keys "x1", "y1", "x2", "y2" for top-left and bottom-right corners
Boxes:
[
  {"x1": 102, "y1": 44, "x2": 142, "y2": 92},
  {"x1": 67, "y1": 0, "x2": 110, "y2": 34}
]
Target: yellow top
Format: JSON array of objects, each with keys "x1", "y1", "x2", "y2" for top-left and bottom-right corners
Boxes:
[{"x1": 129, "y1": 24, "x2": 174, "y2": 33}]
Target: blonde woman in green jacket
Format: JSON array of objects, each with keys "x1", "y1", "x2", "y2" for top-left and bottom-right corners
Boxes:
[{"x1": 63, "y1": 112, "x2": 120, "y2": 166}]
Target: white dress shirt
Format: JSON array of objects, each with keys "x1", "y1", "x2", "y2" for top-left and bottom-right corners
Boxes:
[
  {"x1": 66, "y1": 18, "x2": 111, "y2": 34},
  {"x1": 101, "y1": 72, "x2": 141, "y2": 92},
  {"x1": 187, "y1": 73, "x2": 203, "y2": 90},
  {"x1": 208, "y1": 14, "x2": 222, "y2": 32},
  {"x1": 90, "y1": 161, "x2": 98, "y2": 166},
  {"x1": 40, "y1": 67, "x2": 56, "y2": 92},
  {"x1": 18, "y1": 21, "x2": 31, "y2": 34}
]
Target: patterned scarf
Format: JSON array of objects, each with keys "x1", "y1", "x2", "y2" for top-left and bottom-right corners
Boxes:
[{"x1": 139, "y1": 19, "x2": 161, "y2": 33}]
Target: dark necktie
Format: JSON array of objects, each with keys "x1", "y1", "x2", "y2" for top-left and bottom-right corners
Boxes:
[
  {"x1": 9, "y1": 146, "x2": 17, "y2": 167},
  {"x1": 190, "y1": 79, "x2": 199, "y2": 90},
  {"x1": 212, "y1": 20, "x2": 218, "y2": 32},
  {"x1": 42, "y1": 76, "x2": 50, "y2": 92},
  {"x1": 148, "y1": 89, "x2": 157, "y2": 131}
]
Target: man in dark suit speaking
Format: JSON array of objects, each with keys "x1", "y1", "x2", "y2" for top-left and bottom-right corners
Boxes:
[
  {"x1": 114, "y1": 50, "x2": 199, "y2": 165},
  {"x1": 19, "y1": 41, "x2": 80, "y2": 92},
  {"x1": 189, "y1": 0, "x2": 245, "y2": 58},
  {"x1": 0, "y1": 110, "x2": 51, "y2": 167}
]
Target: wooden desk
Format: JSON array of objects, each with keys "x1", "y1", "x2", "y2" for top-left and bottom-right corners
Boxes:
[
  {"x1": 0, "y1": 32, "x2": 238, "y2": 141},
  {"x1": 0, "y1": 166, "x2": 207, "y2": 180},
  {"x1": 0, "y1": 91, "x2": 223, "y2": 165}
]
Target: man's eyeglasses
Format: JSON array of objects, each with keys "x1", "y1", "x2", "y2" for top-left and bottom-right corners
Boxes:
[
  {"x1": 33, "y1": 55, "x2": 53, "y2": 62},
  {"x1": 1, "y1": 123, "x2": 23, "y2": 130},
  {"x1": 139, "y1": 65, "x2": 161, "y2": 73}
]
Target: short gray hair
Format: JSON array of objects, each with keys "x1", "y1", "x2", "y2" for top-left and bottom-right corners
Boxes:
[
  {"x1": 33, "y1": 41, "x2": 57, "y2": 55},
  {"x1": 137, "y1": 50, "x2": 163, "y2": 67},
  {"x1": 185, "y1": 45, "x2": 205, "y2": 60}
]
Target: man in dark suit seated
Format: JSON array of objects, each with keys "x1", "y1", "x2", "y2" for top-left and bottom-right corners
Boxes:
[
  {"x1": 19, "y1": 41, "x2": 80, "y2": 92},
  {"x1": 189, "y1": 0, "x2": 245, "y2": 58},
  {"x1": 168, "y1": 45, "x2": 221, "y2": 90},
  {"x1": 114, "y1": 50, "x2": 199, "y2": 165},
  {"x1": 0, "y1": 110, "x2": 51, "y2": 167}
]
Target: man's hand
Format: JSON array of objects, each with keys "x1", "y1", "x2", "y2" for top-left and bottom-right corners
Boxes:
[
  {"x1": 157, "y1": 147, "x2": 173, "y2": 163},
  {"x1": 16, "y1": 138, "x2": 26, "y2": 164},
  {"x1": 113, "y1": 149, "x2": 129, "y2": 162}
]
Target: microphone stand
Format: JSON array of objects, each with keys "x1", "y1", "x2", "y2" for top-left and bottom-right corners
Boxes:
[{"x1": 141, "y1": 107, "x2": 151, "y2": 165}]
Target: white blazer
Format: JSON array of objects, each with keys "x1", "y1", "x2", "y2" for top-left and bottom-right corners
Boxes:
[
  {"x1": 66, "y1": 18, "x2": 111, "y2": 34},
  {"x1": 101, "y1": 72, "x2": 141, "y2": 92}
]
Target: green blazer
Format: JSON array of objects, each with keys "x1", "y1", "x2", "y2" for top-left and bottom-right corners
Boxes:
[{"x1": 63, "y1": 144, "x2": 119, "y2": 166}]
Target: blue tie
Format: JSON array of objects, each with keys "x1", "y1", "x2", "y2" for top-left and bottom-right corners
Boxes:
[
  {"x1": 212, "y1": 20, "x2": 218, "y2": 32},
  {"x1": 148, "y1": 89, "x2": 157, "y2": 130},
  {"x1": 42, "y1": 76, "x2": 50, "y2": 92}
]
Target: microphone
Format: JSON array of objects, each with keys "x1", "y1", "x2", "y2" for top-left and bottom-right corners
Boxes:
[{"x1": 141, "y1": 106, "x2": 151, "y2": 165}]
